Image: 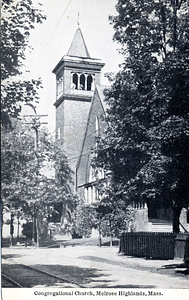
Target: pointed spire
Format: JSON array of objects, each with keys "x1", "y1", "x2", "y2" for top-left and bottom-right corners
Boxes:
[{"x1": 67, "y1": 27, "x2": 90, "y2": 58}]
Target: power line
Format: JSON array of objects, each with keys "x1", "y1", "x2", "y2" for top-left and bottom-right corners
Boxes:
[{"x1": 37, "y1": 0, "x2": 73, "y2": 61}]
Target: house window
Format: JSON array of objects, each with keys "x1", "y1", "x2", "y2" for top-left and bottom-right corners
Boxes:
[{"x1": 87, "y1": 75, "x2": 93, "y2": 91}]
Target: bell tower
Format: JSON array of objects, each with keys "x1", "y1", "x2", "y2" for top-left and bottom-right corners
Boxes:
[{"x1": 53, "y1": 27, "x2": 105, "y2": 188}]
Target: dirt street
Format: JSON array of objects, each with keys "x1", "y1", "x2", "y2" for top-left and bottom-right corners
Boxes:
[{"x1": 2, "y1": 245, "x2": 189, "y2": 289}]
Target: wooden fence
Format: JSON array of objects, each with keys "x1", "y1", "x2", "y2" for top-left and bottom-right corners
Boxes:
[{"x1": 119, "y1": 232, "x2": 176, "y2": 259}]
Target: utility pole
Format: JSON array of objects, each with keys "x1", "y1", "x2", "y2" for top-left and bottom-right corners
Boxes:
[{"x1": 23, "y1": 113, "x2": 48, "y2": 248}]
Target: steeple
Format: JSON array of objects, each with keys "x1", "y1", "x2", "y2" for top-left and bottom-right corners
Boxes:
[
  {"x1": 67, "y1": 27, "x2": 90, "y2": 58},
  {"x1": 52, "y1": 24, "x2": 105, "y2": 192}
]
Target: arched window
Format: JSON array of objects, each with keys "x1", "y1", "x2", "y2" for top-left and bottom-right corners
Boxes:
[
  {"x1": 95, "y1": 117, "x2": 100, "y2": 136},
  {"x1": 57, "y1": 76, "x2": 63, "y2": 97},
  {"x1": 72, "y1": 73, "x2": 78, "y2": 89},
  {"x1": 89, "y1": 166, "x2": 95, "y2": 183},
  {"x1": 57, "y1": 127, "x2": 61, "y2": 139},
  {"x1": 80, "y1": 74, "x2": 85, "y2": 90},
  {"x1": 87, "y1": 75, "x2": 93, "y2": 91}
]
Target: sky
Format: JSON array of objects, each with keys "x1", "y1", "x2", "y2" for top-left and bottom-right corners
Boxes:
[{"x1": 21, "y1": 0, "x2": 124, "y2": 132}]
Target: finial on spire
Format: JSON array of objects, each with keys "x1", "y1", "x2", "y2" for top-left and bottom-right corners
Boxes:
[{"x1": 77, "y1": 12, "x2": 80, "y2": 27}]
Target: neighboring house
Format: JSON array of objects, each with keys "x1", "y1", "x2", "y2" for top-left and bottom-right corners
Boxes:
[{"x1": 52, "y1": 26, "x2": 189, "y2": 233}]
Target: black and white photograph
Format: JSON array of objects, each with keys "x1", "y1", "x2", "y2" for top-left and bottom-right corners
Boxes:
[{"x1": 1, "y1": 0, "x2": 189, "y2": 299}]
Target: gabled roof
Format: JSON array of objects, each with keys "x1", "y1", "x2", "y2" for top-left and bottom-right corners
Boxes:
[
  {"x1": 67, "y1": 27, "x2": 90, "y2": 58},
  {"x1": 76, "y1": 84, "x2": 110, "y2": 171}
]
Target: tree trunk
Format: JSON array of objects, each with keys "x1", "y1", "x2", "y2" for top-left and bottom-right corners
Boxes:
[
  {"x1": 109, "y1": 219, "x2": 113, "y2": 247},
  {"x1": 98, "y1": 214, "x2": 102, "y2": 247},
  {"x1": 17, "y1": 215, "x2": 20, "y2": 239},
  {"x1": 32, "y1": 204, "x2": 35, "y2": 246},
  {"x1": 36, "y1": 216, "x2": 39, "y2": 248},
  {"x1": 1, "y1": 212, "x2": 4, "y2": 240},
  {"x1": 173, "y1": 206, "x2": 182, "y2": 233},
  {"x1": 173, "y1": 0, "x2": 178, "y2": 51}
]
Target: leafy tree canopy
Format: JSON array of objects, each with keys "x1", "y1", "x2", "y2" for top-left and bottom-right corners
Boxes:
[
  {"x1": 94, "y1": 0, "x2": 189, "y2": 232},
  {"x1": 1, "y1": 0, "x2": 46, "y2": 127},
  {"x1": 1, "y1": 122, "x2": 75, "y2": 238}
]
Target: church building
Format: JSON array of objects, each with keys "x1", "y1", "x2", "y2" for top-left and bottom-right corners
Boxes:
[
  {"x1": 52, "y1": 27, "x2": 189, "y2": 233},
  {"x1": 52, "y1": 26, "x2": 106, "y2": 200}
]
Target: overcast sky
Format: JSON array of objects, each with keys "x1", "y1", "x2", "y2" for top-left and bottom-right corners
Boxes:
[{"x1": 21, "y1": 0, "x2": 124, "y2": 132}]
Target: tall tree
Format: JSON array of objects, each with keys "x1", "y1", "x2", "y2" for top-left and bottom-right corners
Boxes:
[
  {"x1": 1, "y1": 0, "x2": 46, "y2": 126},
  {"x1": 94, "y1": 0, "x2": 189, "y2": 232},
  {"x1": 1, "y1": 123, "x2": 75, "y2": 244}
]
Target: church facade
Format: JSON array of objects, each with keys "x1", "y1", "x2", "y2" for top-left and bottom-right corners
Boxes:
[{"x1": 52, "y1": 27, "x2": 189, "y2": 233}]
